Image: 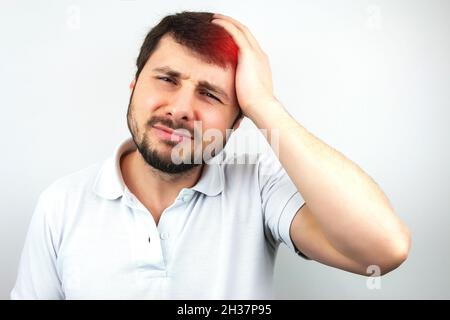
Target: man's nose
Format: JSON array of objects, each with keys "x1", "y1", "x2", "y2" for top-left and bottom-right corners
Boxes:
[{"x1": 165, "y1": 87, "x2": 195, "y2": 121}]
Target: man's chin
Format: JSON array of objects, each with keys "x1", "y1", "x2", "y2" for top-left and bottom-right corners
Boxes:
[
  {"x1": 136, "y1": 134, "x2": 202, "y2": 174},
  {"x1": 148, "y1": 159, "x2": 200, "y2": 174},
  {"x1": 141, "y1": 148, "x2": 200, "y2": 174}
]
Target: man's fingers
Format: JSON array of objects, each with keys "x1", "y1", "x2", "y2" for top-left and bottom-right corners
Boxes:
[
  {"x1": 211, "y1": 18, "x2": 252, "y2": 52},
  {"x1": 212, "y1": 13, "x2": 261, "y2": 51}
]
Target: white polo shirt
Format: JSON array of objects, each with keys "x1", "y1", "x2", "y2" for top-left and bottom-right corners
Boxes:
[{"x1": 11, "y1": 137, "x2": 306, "y2": 299}]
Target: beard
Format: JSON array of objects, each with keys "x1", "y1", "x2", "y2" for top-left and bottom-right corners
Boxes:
[
  {"x1": 126, "y1": 87, "x2": 240, "y2": 175},
  {"x1": 136, "y1": 131, "x2": 201, "y2": 174},
  {"x1": 126, "y1": 93, "x2": 202, "y2": 174}
]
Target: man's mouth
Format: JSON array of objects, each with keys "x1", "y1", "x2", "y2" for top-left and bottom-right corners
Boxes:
[{"x1": 152, "y1": 124, "x2": 193, "y2": 142}]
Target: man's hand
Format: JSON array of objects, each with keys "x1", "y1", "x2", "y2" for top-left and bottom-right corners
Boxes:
[
  {"x1": 211, "y1": 13, "x2": 277, "y2": 118},
  {"x1": 213, "y1": 13, "x2": 411, "y2": 276}
]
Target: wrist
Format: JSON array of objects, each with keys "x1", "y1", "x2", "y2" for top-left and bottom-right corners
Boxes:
[{"x1": 246, "y1": 98, "x2": 290, "y2": 129}]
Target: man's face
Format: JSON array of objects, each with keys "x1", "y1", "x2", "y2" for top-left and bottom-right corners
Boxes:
[{"x1": 127, "y1": 34, "x2": 241, "y2": 174}]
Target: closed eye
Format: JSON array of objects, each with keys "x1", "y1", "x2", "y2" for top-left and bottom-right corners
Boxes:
[
  {"x1": 201, "y1": 91, "x2": 222, "y2": 103},
  {"x1": 156, "y1": 76, "x2": 176, "y2": 84},
  {"x1": 155, "y1": 76, "x2": 222, "y2": 103}
]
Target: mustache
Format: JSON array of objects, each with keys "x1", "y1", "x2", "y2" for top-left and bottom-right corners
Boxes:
[{"x1": 147, "y1": 116, "x2": 197, "y2": 138}]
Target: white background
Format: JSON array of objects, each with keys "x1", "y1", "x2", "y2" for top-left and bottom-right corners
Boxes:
[{"x1": 1, "y1": 0, "x2": 449, "y2": 299}]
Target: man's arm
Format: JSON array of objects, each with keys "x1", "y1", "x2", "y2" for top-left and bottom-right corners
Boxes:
[
  {"x1": 212, "y1": 14, "x2": 411, "y2": 275},
  {"x1": 255, "y1": 101, "x2": 410, "y2": 275},
  {"x1": 11, "y1": 190, "x2": 64, "y2": 299}
]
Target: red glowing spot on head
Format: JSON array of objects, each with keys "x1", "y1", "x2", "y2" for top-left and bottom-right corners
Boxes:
[
  {"x1": 136, "y1": 12, "x2": 239, "y2": 79},
  {"x1": 172, "y1": 20, "x2": 238, "y2": 70}
]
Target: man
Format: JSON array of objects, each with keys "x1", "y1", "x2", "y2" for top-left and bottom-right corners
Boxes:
[{"x1": 11, "y1": 12, "x2": 411, "y2": 299}]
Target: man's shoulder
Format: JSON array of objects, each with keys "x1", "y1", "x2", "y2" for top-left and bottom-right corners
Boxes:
[
  {"x1": 219, "y1": 151, "x2": 281, "y2": 173},
  {"x1": 216, "y1": 151, "x2": 283, "y2": 188},
  {"x1": 40, "y1": 159, "x2": 105, "y2": 201},
  {"x1": 218, "y1": 152, "x2": 260, "y2": 176},
  {"x1": 220, "y1": 151, "x2": 273, "y2": 166}
]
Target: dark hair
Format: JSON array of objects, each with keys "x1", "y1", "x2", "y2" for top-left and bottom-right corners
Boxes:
[{"x1": 135, "y1": 11, "x2": 238, "y2": 81}]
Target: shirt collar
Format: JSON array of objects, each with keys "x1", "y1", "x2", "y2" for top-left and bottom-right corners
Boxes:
[{"x1": 92, "y1": 137, "x2": 224, "y2": 200}]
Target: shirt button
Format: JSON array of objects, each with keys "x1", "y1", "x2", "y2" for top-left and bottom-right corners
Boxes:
[{"x1": 160, "y1": 232, "x2": 170, "y2": 240}]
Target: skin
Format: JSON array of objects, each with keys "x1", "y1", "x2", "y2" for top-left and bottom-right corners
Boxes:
[
  {"x1": 211, "y1": 13, "x2": 411, "y2": 275},
  {"x1": 122, "y1": 13, "x2": 411, "y2": 276},
  {"x1": 121, "y1": 34, "x2": 241, "y2": 224}
]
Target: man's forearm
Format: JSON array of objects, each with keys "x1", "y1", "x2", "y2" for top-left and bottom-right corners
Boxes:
[{"x1": 248, "y1": 99, "x2": 410, "y2": 264}]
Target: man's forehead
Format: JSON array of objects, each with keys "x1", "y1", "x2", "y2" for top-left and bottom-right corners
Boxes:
[
  {"x1": 147, "y1": 34, "x2": 234, "y2": 80},
  {"x1": 144, "y1": 34, "x2": 236, "y2": 103}
]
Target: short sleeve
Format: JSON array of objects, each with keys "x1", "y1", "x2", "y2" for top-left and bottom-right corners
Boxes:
[
  {"x1": 10, "y1": 190, "x2": 64, "y2": 300},
  {"x1": 259, "y1": 150, "x2": 309, "y2": 258}
]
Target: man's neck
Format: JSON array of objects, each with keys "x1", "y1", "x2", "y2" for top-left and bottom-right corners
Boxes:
[{"x1": 120, "y1": 150, "x2": 203, "y2": 219}]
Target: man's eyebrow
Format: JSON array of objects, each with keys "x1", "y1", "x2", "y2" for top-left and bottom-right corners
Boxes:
[
  {"x1": 152, "y1": 66, "x2": 188, "y2": 79},
  {"x1": 197, "y1": 81, "x2": 230, "y2": 102},
  {"x1": 152, "y1": 66, "x2": 230, "y2": 102}
]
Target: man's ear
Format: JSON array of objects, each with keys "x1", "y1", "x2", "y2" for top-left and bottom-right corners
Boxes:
[{"x1": 129, "y1": 79, "x2": 136, "y2": 91}]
